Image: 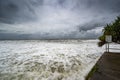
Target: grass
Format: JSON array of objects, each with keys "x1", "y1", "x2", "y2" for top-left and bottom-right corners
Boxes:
[{"x1": 85, "y1": 64, "x2": 99, "y2": 80}]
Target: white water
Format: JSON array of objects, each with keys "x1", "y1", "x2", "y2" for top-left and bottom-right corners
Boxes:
[{"x1": 0, "y1": 40, "x2": 104, "y2": 80}]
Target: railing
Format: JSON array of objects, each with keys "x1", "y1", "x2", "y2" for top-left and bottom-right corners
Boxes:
[{"x1": 106, "y1": 43, "x2": 120, "y2": 53}]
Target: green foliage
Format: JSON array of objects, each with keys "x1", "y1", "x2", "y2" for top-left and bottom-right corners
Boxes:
[
  {"x1": 99, "y1": 35, "x2": 105, "y2": 42},
  {"x1": 98, "y1": 41, "x2": 105, "y2": 47},
  {"x1": 99, "y1": 16, "x2": 120, "y2": 46}
]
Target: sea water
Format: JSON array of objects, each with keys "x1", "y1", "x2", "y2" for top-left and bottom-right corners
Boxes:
[{"x1": 0, "y1": 40, "x2": 104, "y2": 80}]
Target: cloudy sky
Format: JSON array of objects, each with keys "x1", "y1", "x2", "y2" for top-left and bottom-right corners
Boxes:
[{"x1": 0, "y1": 0, "x2": 120, "y2": 39}]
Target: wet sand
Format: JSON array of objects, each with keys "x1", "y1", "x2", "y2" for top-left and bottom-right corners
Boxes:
[{"x1": 90, "y1": 52, "x2": 120, "y2": 80}]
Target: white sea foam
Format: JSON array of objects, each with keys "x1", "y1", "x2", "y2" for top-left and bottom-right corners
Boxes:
[{"x1": 0, "y1": 40, "x2": 104, "y2": 80}]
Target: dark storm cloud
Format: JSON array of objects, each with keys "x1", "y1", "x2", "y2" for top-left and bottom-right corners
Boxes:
[
  {"x1": 0, "y1": 32, "x2": 31, "y2": 40},
  {"x1": 78, "y1": 20, "x2": 105, "y2": 31},
  {"x1": 77, "y1": 0, "x2": 120, "y2": 11},
  {"x1": 0, "y1": 0, "x2": 42, "y2": 24},
  {"x1": 0, "y1": 0, "x2": 120, "y2": 24},
  {"x1": 0, "y1": 0, "x2": 120, "y2": 39}
]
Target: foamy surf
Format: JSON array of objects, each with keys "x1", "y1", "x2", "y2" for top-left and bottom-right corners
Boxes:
[{"x1": 0, "y1": 40, "x2": 104, "y2": 80}]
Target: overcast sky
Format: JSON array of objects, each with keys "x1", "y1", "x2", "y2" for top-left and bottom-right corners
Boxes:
[{"x1": 0, "y1": 0, "x2": 120, "y2": 39}]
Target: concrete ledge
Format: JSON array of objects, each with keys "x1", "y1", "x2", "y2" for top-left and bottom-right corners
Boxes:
[{"x1": 86, "y1": 52, "x2": 120, "y2": 80}]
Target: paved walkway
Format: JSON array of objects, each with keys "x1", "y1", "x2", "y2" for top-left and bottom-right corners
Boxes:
[{"x1": 90, "y1": 52, "x2": 120, "y2": 80}]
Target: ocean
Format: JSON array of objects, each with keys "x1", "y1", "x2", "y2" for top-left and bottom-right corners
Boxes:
[{"x1": 0, "y1": 40, "x2": 104, "y2": 80}]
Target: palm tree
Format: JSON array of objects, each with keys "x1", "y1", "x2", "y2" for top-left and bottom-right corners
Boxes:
[{"x1": 98, "y1": 16, "x2": 120, "y2": 46}]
